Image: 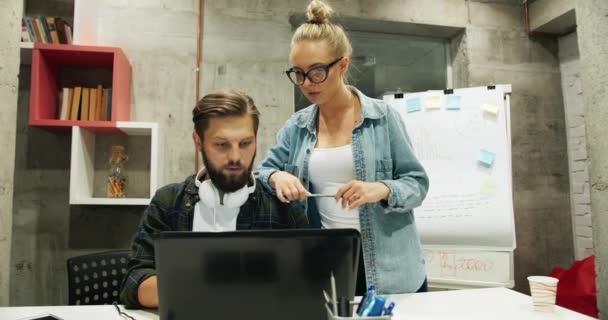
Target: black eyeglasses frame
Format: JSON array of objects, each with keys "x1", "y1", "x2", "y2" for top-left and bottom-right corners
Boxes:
[{"x1": 285, "y1": 57, "x2": 344, "y2": 86}]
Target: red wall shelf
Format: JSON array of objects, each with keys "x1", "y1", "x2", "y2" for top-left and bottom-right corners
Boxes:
[{"x1": 29, "y1": 43, "x2": 131, "y2": 133}]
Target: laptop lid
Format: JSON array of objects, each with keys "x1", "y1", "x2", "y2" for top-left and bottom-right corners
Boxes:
[{"x1": 155, "y1": 229, "x2": 360, "y2": 320}]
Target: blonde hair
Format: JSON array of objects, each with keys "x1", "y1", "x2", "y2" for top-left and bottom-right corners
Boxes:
[{"x1": 291, "y1": 0, "x2": 353, "y2": 60}]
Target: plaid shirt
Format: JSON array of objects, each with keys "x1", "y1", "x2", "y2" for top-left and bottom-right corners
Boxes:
[{"x1": 119, "y1": 174, "x2": 309, "y2": 308}]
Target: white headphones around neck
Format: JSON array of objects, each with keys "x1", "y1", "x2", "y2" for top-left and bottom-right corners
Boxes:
[{"x1": 194, "y1": 168, "x2": 255, "y2": 209}]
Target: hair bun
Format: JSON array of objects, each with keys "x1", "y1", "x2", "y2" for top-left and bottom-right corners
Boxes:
[{"x1": 306, "y1": 0, "x2": 334, "y2": 24}]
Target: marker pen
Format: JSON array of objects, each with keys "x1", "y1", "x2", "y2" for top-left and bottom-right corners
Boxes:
[
  {"x1": 384, "y1": 301, "x2": 396, "y2": 316},
  {"x1": 356, "y1": 285, "x2": 376, "y2": 316},
  {"x1": 362, "y1": 295, "x2": 386, "y2": 317}
]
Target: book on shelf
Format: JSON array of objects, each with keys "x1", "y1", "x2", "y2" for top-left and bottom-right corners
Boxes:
[
  {"x1": 65, "y1": 24, "x2": 73, "y2": 44},
  {"x1": 58, "y1": 86, "x2": 111, "y2": 121},
  {"x1": 21, "y1": 18, "x2": 30, "y2": 42},
  {"x1": 100, "y1": 88, "x2": 109, "y2": 121},
  {"x1": 56, "y1": 88, "x2": 63, "y2": 119},
  {"x1": 46, "y1": 17, "x2": 61, "y2": 44},
  {"x1": 24, "y1": 17, "x2": 36, "y2": 42},
  {"x1": 41, "y1": 17, "x2": 52, "y2": 43},
  {"x1": 88, "y1": 88, "x2": 97, "y2": 121},
  {"x1": 56, "y1": 18, "x2": 68, "y2": 44},
  {"x1": 58, "y1": 87, "x2": 72, "y2": 120},
  {"x1": 80, "y1": 88, "x2": 90, "y2": 120},
  {"x1": 34, "y1": 17, "x2": 48, "y2": 43},
  {"x1": 21, "y1": 16, "x2": 73, "y2": 44},
  {"x1": 70, "y1": 87, "x2": 82, "y2": 121},
  {"x1": 96, "y1": 84, "x2": 103, "y2": 120},
  {"x1": 32, "y1": 17, "x2": 44, "y2": 43},
  {"x1": 106, "y1": 88, "x2": 112, "y2": 121},
  {"x1": 57, "y1": 88, "x2": 63, "y2": 120}
]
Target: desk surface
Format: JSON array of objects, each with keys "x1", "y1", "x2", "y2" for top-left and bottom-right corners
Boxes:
[{"x1": 0, "y1": 287, "x2": 593, "y2": 320}]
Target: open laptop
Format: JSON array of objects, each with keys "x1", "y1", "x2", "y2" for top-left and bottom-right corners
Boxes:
[{"x1": 155, "y1": 229, "x2": 360, "y2": 320}]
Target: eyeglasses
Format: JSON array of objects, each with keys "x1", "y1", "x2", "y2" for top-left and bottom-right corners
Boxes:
[{"x1": 285, "y1": 57, "x2": 343, "y2": 86}]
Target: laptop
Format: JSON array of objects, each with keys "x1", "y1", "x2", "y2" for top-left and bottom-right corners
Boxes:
[{"x1": 155, "y1": 229, "x2": 360, "y2": 320}]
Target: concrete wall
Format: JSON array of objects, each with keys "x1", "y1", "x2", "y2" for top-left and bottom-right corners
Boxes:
[
  {"x1": 9, "y1": 0, "x2": 199, "y2": 306},
  {"x1": 0, "y1": 0, "x2": 22, "y2": 307},
  {"x1": 199, "y1": 0, "x2": 307, "y2": 161},
  {"x1": 7, "y1": 0, "x2": 581, "y2": 305},
  {"x1": 451, "y1": 0, "x2": 574, "y2": 293},
  {"x1": 576, "y1": 0, "x2": 608, "y2": 317},
  {"x1": 558, "y1": 32, "x2": 594, "y2": 260},
  {"x1": 529, "y1": 0, "x2": 576, "y2": 35}
]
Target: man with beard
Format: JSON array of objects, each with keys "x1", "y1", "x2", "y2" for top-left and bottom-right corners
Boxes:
[{"x1": 120, "y1": 90, "x2": 309, "y2": 309}]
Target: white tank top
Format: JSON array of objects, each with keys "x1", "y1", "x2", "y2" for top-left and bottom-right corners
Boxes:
[{"x1": 308, "y1": 144, "x2": 360, "y2": 231}]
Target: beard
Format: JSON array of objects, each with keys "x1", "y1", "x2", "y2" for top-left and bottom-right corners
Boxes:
[{"x1": 201, "y1": 150, "x2": 255, "y2": 193}]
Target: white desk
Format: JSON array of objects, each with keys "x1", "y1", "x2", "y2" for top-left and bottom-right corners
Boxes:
[
  {"x1": 0, "y1": 305, "x2": 158, "y2": 320},
  {"x1": 387, "y1": 287, "x2": 593, "y2": 319},
  {"x1": 0, "y1": 287, "x2": 593, "y2": 320}
]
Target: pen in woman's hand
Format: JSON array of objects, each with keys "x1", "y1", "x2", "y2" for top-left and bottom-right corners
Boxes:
[{"x1": 307, "y1": 193, "x2": 335, "y2": 198}]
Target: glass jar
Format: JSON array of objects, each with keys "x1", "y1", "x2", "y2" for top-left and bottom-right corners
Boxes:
[{"x1": 107, "y1": 145, "x2": 128, "y2": 198}]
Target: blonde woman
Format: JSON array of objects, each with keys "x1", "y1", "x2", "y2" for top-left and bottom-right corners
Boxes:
[{"x1": 256, "y1": 0, "x2": 429, "y2": 295}]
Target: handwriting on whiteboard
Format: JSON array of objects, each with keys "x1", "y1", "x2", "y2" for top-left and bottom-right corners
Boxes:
[
  {"x1": 417, "y1": 193, "x2": 491, "y2": 220},
  {"x1": 424, "y1": 249, "x2": 509, "y2": 280}
]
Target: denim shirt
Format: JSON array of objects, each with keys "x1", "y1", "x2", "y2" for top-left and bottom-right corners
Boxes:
[{"x1": 255, "y1": 87, "x2": 430, "y2": 294}]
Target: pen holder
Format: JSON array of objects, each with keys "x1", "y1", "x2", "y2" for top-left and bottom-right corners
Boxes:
[{"x1": 325, "y1": 303, "x2": 393, "y2": 320}]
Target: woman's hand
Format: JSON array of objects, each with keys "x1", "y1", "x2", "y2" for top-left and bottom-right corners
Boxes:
[
  {"x1": 335, "y1": 180, "x2": 390, "y2": 209},
  {"x1": 269, "y1": 171, "x2": 309, "y2": 203}
]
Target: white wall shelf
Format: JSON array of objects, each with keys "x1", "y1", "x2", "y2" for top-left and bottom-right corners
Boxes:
[
  {"x1": 69, "y1": 121, "x2": 160, "y2": 206},
  {"x1": 20, "y1": 0, "x2": 86, "y2": 65}
]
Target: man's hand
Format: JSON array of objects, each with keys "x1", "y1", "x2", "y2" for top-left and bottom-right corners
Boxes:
[{"x1": 137, "y1": 276, "x2": 159, "y2": 308}]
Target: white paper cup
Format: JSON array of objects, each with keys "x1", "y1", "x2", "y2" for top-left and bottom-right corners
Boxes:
[{"x1": 527, "y1": 276, "x2": 559, "y2": 311}]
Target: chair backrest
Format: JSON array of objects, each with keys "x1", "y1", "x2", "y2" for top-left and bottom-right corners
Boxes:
[{"x1": 66, "y1": 250, "x2": 130, "y2": 305}]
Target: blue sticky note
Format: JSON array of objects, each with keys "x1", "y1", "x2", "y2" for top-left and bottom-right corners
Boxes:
[
  {"x1": 446, "y1": 95, "x2": 461, "y2": 110},
  {"x1": 406, "y1": 97, "x2": 422, "y2": 113},
  {"x1": 479, "y1": 149, "x2": 495, "y2": 167}
]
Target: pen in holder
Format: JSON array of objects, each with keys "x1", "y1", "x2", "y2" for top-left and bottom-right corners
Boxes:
[
  {"x1": 325, "y1": 272, "x2": 393, "y2": 319},
  {"x1": 325, "y1": 302, "x2": 392, "y2": 320},
  {"x1": 323, "y1": 290, "x2": 393, "y2": 320}
]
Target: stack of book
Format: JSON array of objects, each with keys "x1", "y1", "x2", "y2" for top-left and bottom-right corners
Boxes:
[
  {"x1": 57, "y1": 86, "x2": 113, "y2": 121},
  {"x1": 21, "y1": 16, "x2": 73, "y2": 44}
]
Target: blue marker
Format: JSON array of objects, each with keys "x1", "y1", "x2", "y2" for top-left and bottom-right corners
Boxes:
[
  {"x1": 356, "y1": 285, "x2": 376, "y2": 316},
  {"x1": 384, "y1": 302, "x2": 396, "y2": 315},
  {"x1": 363, "y1": 296, "x2": 386, "y2": 317}
]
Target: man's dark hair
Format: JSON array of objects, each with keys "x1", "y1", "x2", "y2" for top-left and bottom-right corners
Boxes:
[{"x1": 192, "y1": 90, "x2": 260, "y2": 139}]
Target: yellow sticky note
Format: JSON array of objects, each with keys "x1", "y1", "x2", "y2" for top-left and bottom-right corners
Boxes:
[
  {"x1": 482, "y1": 102, "x2": 499, "y2": 116},
  {"x1": 480, "y1": 179, "x2": 497, "y2": 196},
  {"x1": 425, "y1": 96, "x2": 441, "y2": 110}
]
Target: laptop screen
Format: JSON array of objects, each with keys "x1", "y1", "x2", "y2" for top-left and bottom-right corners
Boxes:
[{"x1": 155, "y1": 229, "x2": 360, "y2": 320}]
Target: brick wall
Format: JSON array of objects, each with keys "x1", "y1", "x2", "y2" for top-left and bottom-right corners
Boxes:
[{"x1": 558, "y1": 31, "x2": 594, "y2": 259}]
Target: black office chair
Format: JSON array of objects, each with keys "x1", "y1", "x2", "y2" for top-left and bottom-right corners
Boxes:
[{"x1": 66, "y1": 250, "x2": 130, "y2": 305}]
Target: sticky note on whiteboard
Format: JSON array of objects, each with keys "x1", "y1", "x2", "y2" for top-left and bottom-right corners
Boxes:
[
  {"x1": 407, "y1": 97, "x2": 422, "y2": 113},
  {"x1": 482, "y1": 102, "x2": 499, "y2": 116},
  {"x1": 425, "y1": 96, "x2": 441, "y2": 110},
  {"x1": 446, "y1": 95, "x2": 462, "y2": 110},
  {"x1": 479, "y1": 149, "x2": 496, "y2": 167},
  {"x1": 480, "y1": 179, "x2": 498, "y2": 196}
]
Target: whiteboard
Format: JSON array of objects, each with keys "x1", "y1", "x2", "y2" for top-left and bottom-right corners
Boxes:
[
  {"x1": 422, "y1": 247, "x2": 514, "y2": 288},
  {"x1": 383, "y1": 85, "x2": 515, "y2": 288}
]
